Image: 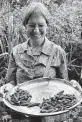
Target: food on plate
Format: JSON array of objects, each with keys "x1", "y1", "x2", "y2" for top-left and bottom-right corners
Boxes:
[
  {"x1": 9, "y1": 88, "x2": 39, "y2": 106},
  {"x1": 40, "y1": 90, "x2": 77, "y2": 113},
  {"x1": 8, "y1": 88, "x2": 77, "y2": 113}
]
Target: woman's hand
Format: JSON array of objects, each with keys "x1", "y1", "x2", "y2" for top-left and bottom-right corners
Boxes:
[
  {"x1": 70, "y1": 80, "x2": 82, "y2": 90},
  {"x1": 0, "y1": 83, "x2": 14, "y2": 97}
]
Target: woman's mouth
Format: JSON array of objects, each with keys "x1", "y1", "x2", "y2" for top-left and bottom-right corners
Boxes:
[{"x1": 34, "y1": 34, "x2": 41, "y2": 38}]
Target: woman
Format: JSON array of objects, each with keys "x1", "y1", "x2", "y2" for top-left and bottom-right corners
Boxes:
[
  {"x1": 5, "y1": 2, "x2": 68, "y2": 87},
  {"x1": 0, "y1": 2, "x2": 81, "y2": 122}
]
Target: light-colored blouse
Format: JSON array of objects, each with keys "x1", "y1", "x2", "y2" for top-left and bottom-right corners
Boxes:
[{"x1": 5, "y1": 37, "x2": 68, "y2": 85}]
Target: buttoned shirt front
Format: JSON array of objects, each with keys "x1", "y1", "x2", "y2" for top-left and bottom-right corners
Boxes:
[{"x1": 5, "y1": 37, "x2": 68, "y2": 85}]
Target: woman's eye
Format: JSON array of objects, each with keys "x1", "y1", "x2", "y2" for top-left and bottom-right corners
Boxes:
[
  {"x1": 27, "y1": 24, "x2": 44, "y2": 28},
  {"x1": 39, "y1": 25, "x2": 44, "y2": 28},
  {"x1": 29, "y1": 24, "x2": 35, "y2": 28}
]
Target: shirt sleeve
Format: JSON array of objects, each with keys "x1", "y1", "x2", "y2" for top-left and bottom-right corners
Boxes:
[{"x1": 5, "y1": 50, "x2": 17, "y2": 85}]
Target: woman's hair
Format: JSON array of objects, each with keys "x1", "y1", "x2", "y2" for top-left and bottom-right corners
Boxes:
[{"x1": 22, "y1": 2, "x2": 50, "y2": 26}]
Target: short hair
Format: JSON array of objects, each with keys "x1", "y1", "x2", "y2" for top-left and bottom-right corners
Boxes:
[{"x1": 22, "y1": 2, "x2": 50, "y2": 26}]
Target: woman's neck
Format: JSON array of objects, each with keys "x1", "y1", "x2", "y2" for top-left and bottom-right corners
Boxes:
[{"x1": 29, "y1": 38, "x2": 45, "y2": 49}]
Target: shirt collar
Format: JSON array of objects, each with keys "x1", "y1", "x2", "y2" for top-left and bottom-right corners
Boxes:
[
  {"x1": 19, "y1": 37, "x2": 53, "y2": 56},
  {"x1": 42, "y1": 37, "x2": 53, "y2": 55}
]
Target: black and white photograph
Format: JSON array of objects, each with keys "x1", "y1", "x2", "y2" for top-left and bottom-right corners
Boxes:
[{"x1": 0, "y1": 0, "x2": 82, "y2": 122}]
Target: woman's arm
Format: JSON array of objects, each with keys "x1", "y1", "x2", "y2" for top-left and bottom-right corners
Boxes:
[
  {"x1": 58, "y1": 48, "x2": 68, "y2": 80},
  {"x1": 0, "y1": 51, "x2": 17, "y2": 96},
  {"x1": 5, "y1": 50, "x2": 17, "y2": 85}
]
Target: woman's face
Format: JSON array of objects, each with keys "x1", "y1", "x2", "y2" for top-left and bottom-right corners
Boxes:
[{"x1": 26, "y1": 12, "x2": 48, "y2": 46}]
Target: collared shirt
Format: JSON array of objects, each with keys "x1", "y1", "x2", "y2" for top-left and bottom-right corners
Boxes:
[{"x1": 5, "y1": 37, "x2": 68, "y2": 85}]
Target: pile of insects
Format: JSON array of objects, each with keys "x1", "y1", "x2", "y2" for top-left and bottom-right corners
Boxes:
[
  {"x1": 8, "y1": 88, "x2": 39, "y2": 107},
  {"x1": 8, "y1": 88, "x2": 77, "y2": 113},
  {"x1": 40, "y1": 90, "x2": 77, "y2": 113}
]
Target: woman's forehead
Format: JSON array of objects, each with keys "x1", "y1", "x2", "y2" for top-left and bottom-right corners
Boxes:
[{"x1": 27, "y1": 13, "x2": 47, "y2": 24}]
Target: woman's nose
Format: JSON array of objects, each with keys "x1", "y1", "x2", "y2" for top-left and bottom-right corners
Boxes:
[{"x1": 34, "y1": 26, "x2": 39, "y2": 33}]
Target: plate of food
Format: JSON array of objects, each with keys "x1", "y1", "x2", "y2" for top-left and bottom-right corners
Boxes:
[{"x1": 3, "y1": 78, "x2": 82, "y2": 116}]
